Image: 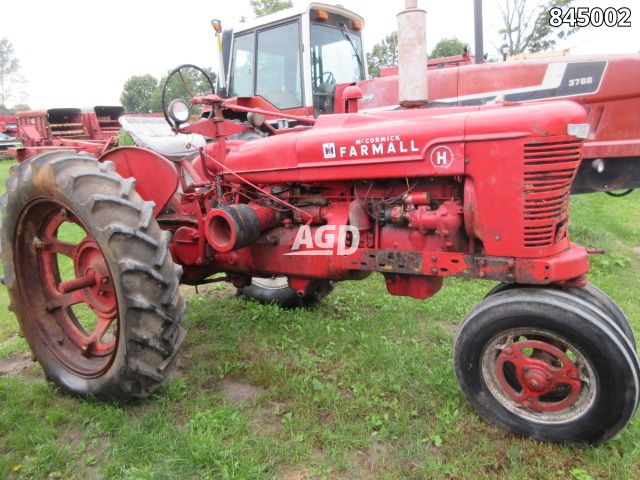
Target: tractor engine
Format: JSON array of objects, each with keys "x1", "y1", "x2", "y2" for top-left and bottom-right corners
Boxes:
[{"x1": 170, "y1": 99, "x2": 590, "y2": 300}]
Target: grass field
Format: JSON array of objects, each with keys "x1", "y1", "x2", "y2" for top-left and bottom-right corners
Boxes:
[{"x1": 0, "y1": 158, "x2": 639, "y2": 479}]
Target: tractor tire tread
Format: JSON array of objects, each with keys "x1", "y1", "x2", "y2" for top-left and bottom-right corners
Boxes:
[{"x1": 0, "y1": 152, "x2": 185, "y2": 402}]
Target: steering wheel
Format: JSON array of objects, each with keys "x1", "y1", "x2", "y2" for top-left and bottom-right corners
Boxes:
[
  {"x1": 161, "y1": 64, "x2": 215, "y2": 128},
  {"x1": 321, "y1": 71, "x2": 336, "y2": 85}
]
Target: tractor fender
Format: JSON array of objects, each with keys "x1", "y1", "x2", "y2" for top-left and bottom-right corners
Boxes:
[{"x1": 99, "y1": 146, "x2": 178, "y2": 216}]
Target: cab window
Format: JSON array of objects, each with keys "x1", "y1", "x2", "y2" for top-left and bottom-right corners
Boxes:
[
  {"x1": 230, "y1": 33, "x2": 255, "y2": 97},
  {"x1": 256, "y1": 22, "x2": 302, "y2": 109}
]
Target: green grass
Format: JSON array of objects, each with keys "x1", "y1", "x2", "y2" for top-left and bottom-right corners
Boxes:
[{"x1": 1, "y1": 158, "x2": 640, "y2": 479}]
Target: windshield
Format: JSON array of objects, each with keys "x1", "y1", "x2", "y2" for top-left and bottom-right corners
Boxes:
[{"x1": 310, "y1": 23, "x2": 364, "y2": 94}]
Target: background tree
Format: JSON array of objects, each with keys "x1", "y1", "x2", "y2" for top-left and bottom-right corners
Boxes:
[
  {"x1": 120, "y1": 74, "x2": 159, "y2": 113},
  {"x1": 120, "y1": 68, "x2": 217, "y2": 114},
  {"x1": 430, "y1": 38, "x2": 466, "y2": 59},
  {"x1": 366, "y1": 32, "x2": 398, "y2": 78},
  {"x1": 498, "y1": 0, "x2": 578, "y2": 56},
  {"x1": 0, "y1": 38, "x2": 25, "y2": 108},
  {"x1": 250, "y1": 0, "x2": 292, "y2": 17}
]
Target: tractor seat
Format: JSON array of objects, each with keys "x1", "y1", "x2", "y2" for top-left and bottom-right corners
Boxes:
[{"x1": 118, "y1": 116, "x2": 206, "y2": 161}]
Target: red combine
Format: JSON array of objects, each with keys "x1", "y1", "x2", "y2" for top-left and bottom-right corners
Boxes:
[
  {"x1": 9, "y1": 106, "x2": 125, "y2": 161},
  {"x1": 1, "y1": 1, "x2": 638, "y2": 445}
]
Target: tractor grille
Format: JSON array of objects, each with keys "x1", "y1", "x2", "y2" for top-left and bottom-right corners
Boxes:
[{"x1": 522, "y1": 139, "x2": 583, "y2": 248}]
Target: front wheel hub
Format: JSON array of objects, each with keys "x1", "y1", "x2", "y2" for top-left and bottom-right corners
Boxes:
[
  {"x1": 496, "y1": 340, "x2": 582, "y2": 412},
  {"x1": 481, "y1": 328, "x2": 597, "y2": 423}
]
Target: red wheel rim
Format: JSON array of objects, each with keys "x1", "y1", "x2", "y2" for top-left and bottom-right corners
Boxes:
[
  {"x1": 481, "y1": 328, "x2": 597, "y2": 423},
  {"x1": 496, "y1": 340, "x2": 582, "y2": 412},
  {"x1": 15, "y1": 199, "x2": 119, "y2": 377}
]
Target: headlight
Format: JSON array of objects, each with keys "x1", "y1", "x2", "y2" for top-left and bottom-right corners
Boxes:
[{"x1": 168, "y1": 99, "x2": 191, "y2": 125}]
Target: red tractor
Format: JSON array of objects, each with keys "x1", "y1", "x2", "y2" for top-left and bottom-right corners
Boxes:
[{"x1": 1, "y1": 2, "x2": 639, "y2": 445}]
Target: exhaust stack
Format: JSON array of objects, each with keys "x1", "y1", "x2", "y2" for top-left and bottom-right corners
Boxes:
[{"x1": 397, "y1": 0, "x2": 428, "y2": 107}]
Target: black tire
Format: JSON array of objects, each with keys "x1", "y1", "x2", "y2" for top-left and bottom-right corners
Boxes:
[
  {"x1": 0, "y1": 151, "x2": 185, "y2": 402},
  {"x1": 486, "y1": 282, "x2": 636, "y2": 349},
  {"x1": 454, "y1": 288, "x2": 640, "y2": 444},
  {"x1": 240, "y1": 277, "x2": 334, "y2": 308}
]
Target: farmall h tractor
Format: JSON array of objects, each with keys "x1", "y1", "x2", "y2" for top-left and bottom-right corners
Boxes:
[{"x1": 1, "y1": 2, "x2": 639, "y2": 445}]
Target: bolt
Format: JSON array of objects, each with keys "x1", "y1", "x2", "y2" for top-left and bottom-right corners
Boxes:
[
  {"x1": 495, "y1": 235, "x2": 501, "y2": 241},
  {"x1": 431, "y1": 256, "x2": 438, "y2": 262},
  {"x1": 32, "y1": 237, "x2": 44, "y2": 249},
  {"x1": 530, "y1": 380, "x2": 538, "y2": 388},
  {"x1": 478, "y1": 271, "x2": 485, "y2": 278},
  {"x1": 100, "y1": 277, "x2": 110, "y2": 285},
  {"x1": 431, "y1": 267, "x2": 439, "y2": 274},
  {"x1": 506, "y1": 274, "x2": 514, "y2": 281}
]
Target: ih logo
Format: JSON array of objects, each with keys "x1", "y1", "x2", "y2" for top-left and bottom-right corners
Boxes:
[
  {"x1": 285, "y1": 225, "x2": 360, "y2": 256},
  {"x1": 322, "y1": 143, "x2": 336, "y2": 159},
  {"x1": 431, "y1": 146, "x2": 454, "y2": 169}
]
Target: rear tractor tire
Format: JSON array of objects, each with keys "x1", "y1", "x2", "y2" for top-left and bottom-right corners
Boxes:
[
  {"x1": 240, "y1": 277, "x2": 334, "y2": 308},
  {"x1": 454, "y1": 288, "x2": 640, "y2": 444},
  {"x1": 0, "y1": 151, "x2": 186, "y2": 402}
]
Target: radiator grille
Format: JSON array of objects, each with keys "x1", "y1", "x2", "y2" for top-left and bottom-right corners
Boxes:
[{"x1": 522, "y1": 139, "x2": 583, "y2": 248}]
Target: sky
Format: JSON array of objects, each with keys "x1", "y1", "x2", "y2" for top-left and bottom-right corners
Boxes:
[{"x1": 0, "y1": 0, "x2": 637, "y2": 109}]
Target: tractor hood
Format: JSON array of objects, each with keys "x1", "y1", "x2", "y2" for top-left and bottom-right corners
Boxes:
[{"x1": 212, "y1": 100, "x2": 587, "y2": 184}]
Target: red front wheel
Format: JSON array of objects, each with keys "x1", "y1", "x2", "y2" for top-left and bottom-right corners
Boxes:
[
  {"x1": 454, "y1": 288, "x2": 640, "y2": 444},
  {"x1": 0, "y1": 152, "x2": 186, "y2": 401}
]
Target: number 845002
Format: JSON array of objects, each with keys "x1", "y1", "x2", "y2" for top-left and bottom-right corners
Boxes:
[{"x1": 548, "y1": 7, "x2": 631, "y2": 28}]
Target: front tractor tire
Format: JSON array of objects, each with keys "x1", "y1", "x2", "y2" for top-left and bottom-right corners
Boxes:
[
  {"x1": 454, "y1": 288, "x2": 640, "y2": 444},
  {"x1": 486, "y1": 282, "x2": 636, "y2": 348},
  {"x1": 0, "y1": 151, "x2": 185, "y2": 402}
]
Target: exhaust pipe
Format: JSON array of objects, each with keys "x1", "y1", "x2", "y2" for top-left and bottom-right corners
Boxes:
[
  {"x1": 205, "y1": 204, "x2": 281, "y2": 253},
  {"x1": 397, "y1": 0, "x2": 428, "y2": 107}
]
